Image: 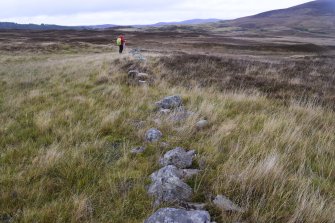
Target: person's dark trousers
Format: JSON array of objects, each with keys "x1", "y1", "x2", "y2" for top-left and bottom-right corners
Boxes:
[{"x1": 119, "y1": 45, "x2": 124, "y2": 54}]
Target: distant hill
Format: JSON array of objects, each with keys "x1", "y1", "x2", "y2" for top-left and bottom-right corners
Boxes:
[
  {"x1": 0, "y1": 22, "x2": 84, "y2": 30},
  {"x1": 217, "y1": 0, "x2": 335, "y2": 34},
  {"x1": 149, "y1": 19, "x2": 221, "y2": 27},
  {"x1": 0, "y1": 19, "x2": 221, "y2": 30}
]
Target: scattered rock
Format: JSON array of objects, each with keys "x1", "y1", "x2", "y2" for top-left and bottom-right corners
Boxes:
[
  {"x1": 137, "y1": 73, "x2": 149, "y2": 81},
  {"x1": 213, "y1": 195, "x2": 244, "y2": 213},
  {"x1": 160, "y1": 147, "x2": 195, "y2": 169},
  {"x1": 145, "y1": 208, "x2": 211, "y2": 223},
  {"x1": 145, "y1": 128, "x2": 163, "y2": 142},
  {"x1": 130, "y1": 146, "x2": 146, "y2": 155},
  {"x1": 196, "y1": 120, "x2": 209, "y2": 130},
  {"x1": 159, "y1": 109, "x2": 172, "y2": 115},
  {"x1": 182, "y1": 169, "x2": 201, "y2": 179},
  {"x1": 148, "y1": 166, "x2": 193, "y2": 205},
  {"x1": 184, "y1": 202, "x2": 207, "y2": 211},
  {"x1": 156, "y1": 95, "x2": 183, "y2": 109},
  {"x1": 138, "y1": 80, "x2": 147, "y2": 84}
]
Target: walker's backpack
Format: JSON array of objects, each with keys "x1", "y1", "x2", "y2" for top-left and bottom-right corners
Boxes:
[{"x1": 116, "y1": 37, "x2": 122, "y2": 46}]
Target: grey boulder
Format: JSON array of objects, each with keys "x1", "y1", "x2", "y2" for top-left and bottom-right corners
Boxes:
[
  {"x1": 156, "y1": 95, "x2": 183, "y2": 109},
  {"x1": 148, "y1": 166, "x2": 193, "y2": 206},
  {"x1": 150, "y1": 165, "x2": 183, "y2": 181},
  {"x1": 145, "y1": 128, "x2": 163, "y2": 142},
  {"x1": 160, "y1": 147, "x2": 196, "y2": 169},
  {"x1": 145, "y1": 208, "x2": 211, "y2": 223}
]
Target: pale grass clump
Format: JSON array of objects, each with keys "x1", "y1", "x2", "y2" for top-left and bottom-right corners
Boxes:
[
  {"x1": 289, "y1": 184, "x2": 335, "y2": 223},
  {"x1": 100, "y1": 110, "x2": 123, "y2": 130},
  {"x1": 35, "y1": 111, "x2": 53, "y2": 133},
  {"x1": 210, "y1": 120, "x2": 237, "y2": 147},
  {"x1": 32, "y1": 145, "x2": 64, "y2": 169}
]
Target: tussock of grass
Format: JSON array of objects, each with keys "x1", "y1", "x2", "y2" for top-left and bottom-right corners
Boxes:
[{"x1": 0, "y1": 51, "x2": 334, "y2": 223}]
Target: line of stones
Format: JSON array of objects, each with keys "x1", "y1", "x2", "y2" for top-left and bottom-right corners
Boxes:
[{"x1": 131, "y1": 95, "x2": 244, "y2": 222}]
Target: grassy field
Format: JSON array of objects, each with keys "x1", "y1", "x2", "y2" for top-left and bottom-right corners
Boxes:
[{"x1": 0, "y1": 30, "x2": 335, "y2": 223}]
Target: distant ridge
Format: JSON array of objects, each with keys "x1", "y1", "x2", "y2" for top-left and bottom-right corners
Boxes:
[
  {"x1": 149, "y1": 19, "x2": 221, "y2": 27},
  {"x1": 0, "y1": 22, "x2": 84, "y2": 30},
  {"x1": 0, "y1": 19, "x2": 221, "y2": 30}
]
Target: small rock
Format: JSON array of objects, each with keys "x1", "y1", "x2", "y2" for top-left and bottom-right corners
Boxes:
[
  {"x1": 145, "y1": 128, "x2": 163, "y2": 142},
  {"x1": 159, "y1": 109, "x2": 172, "y2": 115},
  {"x1": 184, "y1": 202, "x2": 207, "y2": 210},
  {"x1": 182, "y1": 169, "x2": 201, "y2": 179},
  {"x1": 160, "y1": 147, "x2": 196, "y2": 169},
  {"x1": 213, "y1": 195, "x2": 244, "y2": 212},
  {"x1": 137, "y1": 73, "x2": 149, "y2": 81},
  {"x1": 138, "y1": 80, "x2": 147, "y2": 84},
  {"x1": 145, "y1": 208, "x2": 211, "y2": 223},
  {"x1": 128, "y1": 70, "x2": 139, "y2": 78},
  {"x1": 196, "y1": 120, "x2": 209, "y2": 130},
  {"x1": 156, "y1": 95, "x2": 183, "y2": 109},
  {"x1": 130, "y1": 146, "x2": 146, "y2": 155}
]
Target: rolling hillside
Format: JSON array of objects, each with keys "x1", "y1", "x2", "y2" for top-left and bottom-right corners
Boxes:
[{"x1": 216, "y1": 0, "x2": 335, "y2": 34}]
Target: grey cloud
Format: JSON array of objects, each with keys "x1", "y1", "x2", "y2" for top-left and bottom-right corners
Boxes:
[
  {"x1": 0, "y1": 0, "x2": 182, "y2": 18},
  {"x1": 0, "y1": 0, "x2": 312, "y2": 25}
]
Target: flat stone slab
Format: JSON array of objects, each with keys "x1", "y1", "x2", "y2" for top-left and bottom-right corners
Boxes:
[{"x1": 145, "y1": 208, "x2": 211, "y2": 223}]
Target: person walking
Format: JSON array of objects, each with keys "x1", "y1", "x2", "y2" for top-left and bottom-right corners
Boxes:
[{"x1": 116, "y1": 34, "x2": 126, "y2": 54}]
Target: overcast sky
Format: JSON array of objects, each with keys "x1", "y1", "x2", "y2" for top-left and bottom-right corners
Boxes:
[{"x1": 0, "y1": 0, "x2": 312, "y2": 26}]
